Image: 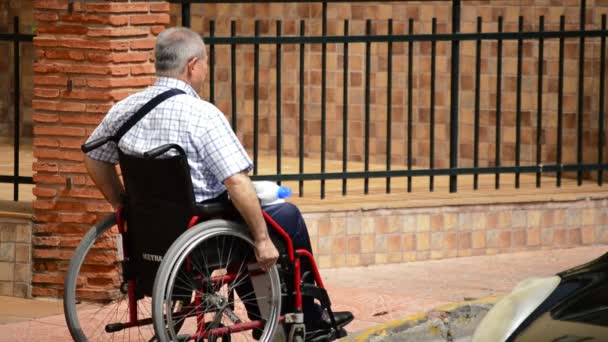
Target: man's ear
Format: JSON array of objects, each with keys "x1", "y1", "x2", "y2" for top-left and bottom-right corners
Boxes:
[{"x1": 186, "y1": 57, "x2": 198, "y2": 75}]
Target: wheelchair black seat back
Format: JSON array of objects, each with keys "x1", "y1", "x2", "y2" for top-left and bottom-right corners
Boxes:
[{"x1": 118, "y1": 146, "x2": 198, "y2": 296}]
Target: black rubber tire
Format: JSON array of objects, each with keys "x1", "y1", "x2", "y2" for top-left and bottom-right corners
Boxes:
[{"x1": 63, "y1": 214, "x2": 158, "y2": 341}]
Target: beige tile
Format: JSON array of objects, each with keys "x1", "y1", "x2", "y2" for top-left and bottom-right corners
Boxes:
[
  {"x1": 473, "y1": 212, "x2": 488, "y2": 230},
  {"x1": 416, "y1": 214, "x2": 430, "y2": 232},
  {"x1": 582, "y1": 227, "x2": 595, "y2": 244},
  {"x1": 498, "y1": 212, "x2": 512, "y2": 229},
  {"x1": 0, "y1": 263, "x2": 14, "y2": 282},
  {"x1": 387, "y1": 235, "x2": 402, "y2": 253},
  {"x1": 345, "y1": 254, "x2": 361, "y2": 267},
  {"x1": 402, "y1": 251, "x2": 417, "y2": 262},
  {"x1": 401, "y1": 215, "x2": 416, "y2": 233},
  {"x1": 431, "y1": 232, "x2": 444, "y2": 250},
  {"x1": 583, "y1": 209, "x2": 595, "y2": 226},
  {"x1": 374, "y1": 253, "x2": 388, "y2": 264},
  {"x1": 387, "y1": 252, "x2": 402, "y2": 263},
  {"x1": 13, "y1": 283, "x2": 30, "y2": 298},
  {"x1": 375, "y1": 235, "x2": 388, "y2": 252},
  {"x1": 527, "y1": 227, "x2": 540, "y2": 246},
  {"x1": 361, "y1": 235, "x2": 374, "y2": 253},
  {"x1": 472, "y1": 230, "x2": 486, "y2": 249},
  {"x1": 330, "y1": 216, "x2": 346, "y2": 236},
  {"x1": 444, "y1": 213, "x2": 458, "y2": 230},
  {"x1": 317, "y1": 237, "x2": 332, "y2": 254},
  {"x1": 431, "y1": 250, "x2": 445, "y2": 260},
  {"x1": 0, "y1": 227, "x2": 16, "y2": 243},
  {"x1": 416, "y1": 232, "x2": 430, "y2": 251},
  {"x1": 331, "y1": 255, "x2": 346, "y2": 268},
  {"x1": 331, "y1": 236, "x2": 346, "y2": 254},
  {"x1": 15, "y1": 225, "x2": 31, "y2": 243},
  {"x1": 527, "y1": 210, "x2": 542, "y2": 228},
  {"x1": 0, "y1": 243, "x2": 15, "y2": 262},
  {"x1": 373, "y1": 216, "x2": 389, "y2": 234},
  {"x1": 346, "y1": 216, "x2": 361, "y2": 235},
  {"x1": 431, "y1": 214, "x2": 444, "y2": 232},
  {"x1": 0, "y1": 281, "x2": 12, "y2": 296},
  {"x1": 346, "y1": 236, "x2": 361, "y2": 254},
  {"x1": 14, "y1": 264, "x2": 30, "y2": 283}
]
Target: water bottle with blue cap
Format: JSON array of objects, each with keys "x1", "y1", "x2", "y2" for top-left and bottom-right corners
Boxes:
[{"x1": 252, "y1": 181, "x2": 292, "y2": 206}]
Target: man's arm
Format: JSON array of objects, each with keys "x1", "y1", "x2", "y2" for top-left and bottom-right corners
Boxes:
[
  {"x1": 84, "y1": 155, "x2": 124, "y2": 210},
  {"x1": 224, "y1": 172, "x2": 279, "y2": 271}
]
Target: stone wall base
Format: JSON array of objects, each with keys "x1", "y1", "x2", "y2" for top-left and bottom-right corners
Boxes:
[
  {"x1": 303, "y1": 198, "x2": 608, "y2": 268},
  {"x1": 0, "y1": 213, "x2": 32, "y2": 298}
]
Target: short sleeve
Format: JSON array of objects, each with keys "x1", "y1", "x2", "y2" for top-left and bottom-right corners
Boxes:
[
  {"x1": 197, "y1": 107, "x2": 253, "y2": 182},
  {"x1": 85, "y1": 109, "x2": 120, "y2": 164}
]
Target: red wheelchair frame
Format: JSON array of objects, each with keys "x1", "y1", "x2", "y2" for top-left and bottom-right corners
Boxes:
[{"x1": 113, "y1": 207, "x2": 327, "y2": 340}]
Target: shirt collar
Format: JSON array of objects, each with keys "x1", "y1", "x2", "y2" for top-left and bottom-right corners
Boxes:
[{"x1": 154, "y1": 77, "x2": 200, "y2": 99}]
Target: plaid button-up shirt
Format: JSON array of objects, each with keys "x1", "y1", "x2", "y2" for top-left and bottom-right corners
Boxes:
[{"x1": 86, "y1": 77, "x2": 253, "y2": 202}]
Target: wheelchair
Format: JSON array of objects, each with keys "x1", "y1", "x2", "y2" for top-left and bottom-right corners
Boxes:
[{"x1": 63, "y1": 140, "x2": 352, "y2": 342}]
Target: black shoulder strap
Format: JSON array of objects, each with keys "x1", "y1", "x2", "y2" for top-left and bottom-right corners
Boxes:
[{"x1": 112, "y1": 88, "x2": 186, "y2": 143}]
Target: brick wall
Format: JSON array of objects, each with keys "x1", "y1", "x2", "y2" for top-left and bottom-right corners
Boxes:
[
  {"x1": 170, "y1": 1, "x2": 608, "y2": 172},
  {"x1": 32, "y1": 0, "x2": 169, "y2": 298},
  {"x1": 303, "y1": 197, "x2": 608, "y2": 268}
]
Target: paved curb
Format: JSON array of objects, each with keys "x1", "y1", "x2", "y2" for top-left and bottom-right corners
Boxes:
[{"x1": 344, "y1": 297, "x2": 499, "y2": 342}]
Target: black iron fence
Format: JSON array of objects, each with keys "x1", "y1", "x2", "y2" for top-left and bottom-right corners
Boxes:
[
  {"x1": 170, "y1": 0, "x2": 608, "y2": 199},
  {"x1": 3, "y1": 1, "x2": 603, "y2": 202},
  {"x1": 0, "y1": 16, "x2": 34, "y2": 201}
]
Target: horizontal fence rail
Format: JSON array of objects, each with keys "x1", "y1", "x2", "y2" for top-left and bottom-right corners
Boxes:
[
  {"x1": 179, "y1": 1, "x2": 607, "y2": 198},
  {"x1": 1, "y1": 17, "x2": 34, "y2": 201}
]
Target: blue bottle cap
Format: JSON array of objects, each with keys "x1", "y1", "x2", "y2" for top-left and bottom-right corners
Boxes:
[{"x1": 277, "y1": 186, "x2": 292, "y2": 199}]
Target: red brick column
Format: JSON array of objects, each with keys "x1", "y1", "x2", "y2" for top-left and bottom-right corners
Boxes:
[{"x1": 32, "y1": 0, "x2": 170, "y2": 298}]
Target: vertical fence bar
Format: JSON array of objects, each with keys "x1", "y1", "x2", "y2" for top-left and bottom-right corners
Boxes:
[
  {"x1": 321, "y1": 1, "x2": 327, "y2": 199},
  {"x1": 13, "y1": 17, "x2": 20, "y2": 201},
  {"x1": 407, "y1": 18, "x2": 414, "y2": 193},
  {"x1": 430, "y1": 18, "x2": 437, "y2": 192},
  {"x1": 449, "y1": 0, "x2": 461, "y2": 193},
  {"x1": 299, "y1": 20, "x2": 305, "y2": 196},
  {"x1": 364, "y1": 19, "x2": 371, "y2": 194},
  {"x1": 253, "y1": 20, "x2": 260, "y2": 175},
  {"x1": 181, "y1": 1, "x2": 191, "y2": 28},
  {"x1": 231, "y1": 21, "x2": 237, "y2": 131},
  {"x1": 576, "y1": 0, "x2": 586, "y2": 185},
  {"x1": 557, "y1": 16, "x2": 565, "y2": 187},
  {"x1": 342, "y1": 20, "x2": 349, "y2": 196},
  {"x1": 515, "y1": 16, "x2": 523, "y2": 189},
  {"x1": 276, "y1": 20, "x2": 282, "y2": 185},
  {"x1": 598, "y1": 15, "x2": 606, "y2": 185},
  {"x1": 386, "y1": 19, "x2": 393, "y2": 193},
  {"x1": 536, "y1": 16, "x2": 545, "y2": 188},
  {"x1": 209, "y1": 20, "x2": 215, "y2": 104},
  {"x1": 473, "y1": 17, "x2": 482, "y2": 190},
  {"x1": 495, "y1": 16, "x2": 503, "y2": 190}
]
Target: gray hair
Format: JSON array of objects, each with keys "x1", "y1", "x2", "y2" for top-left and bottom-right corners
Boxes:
[{"x1": 155, "y1": 27, "x2": 206, "y2": 77}]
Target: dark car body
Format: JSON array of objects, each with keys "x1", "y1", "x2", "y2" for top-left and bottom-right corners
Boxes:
[{"x1": 473, "y1": 253, "x2": 608, "y2": 341}]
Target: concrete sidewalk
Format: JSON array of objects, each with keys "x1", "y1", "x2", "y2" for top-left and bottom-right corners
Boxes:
[{"x1": 0, "y1": 246, "x2": 605, "y2": 341}]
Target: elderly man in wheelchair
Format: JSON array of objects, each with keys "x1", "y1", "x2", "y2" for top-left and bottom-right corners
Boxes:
[{"x1": 62, "y1": 27, "x2": 353, "y2": 342}]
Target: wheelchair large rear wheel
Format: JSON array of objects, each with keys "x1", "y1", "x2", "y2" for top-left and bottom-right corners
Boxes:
[
  {"x1": 64, "y1": 214, "x2": 181, "y2": 341},
  {"x1": 152, "y1": 220, "x2": 282, "y2": 342}
]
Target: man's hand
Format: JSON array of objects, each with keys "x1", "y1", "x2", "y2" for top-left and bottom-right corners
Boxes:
[
  {"x1": 224, "y1": 172, "x2": 279, "y2": 271},
  {"x1": 254, "y1": 237, "x2": 279, "y2": 272}
]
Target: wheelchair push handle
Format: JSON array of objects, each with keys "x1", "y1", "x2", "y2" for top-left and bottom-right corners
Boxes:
[
  {"x1": 143, "y1": 144, "x2": 186, "y2": 159},
  {"x1": 81, "y1": 136, "x2": 112, "y2": 153}
]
